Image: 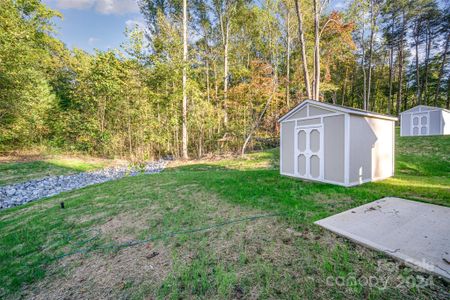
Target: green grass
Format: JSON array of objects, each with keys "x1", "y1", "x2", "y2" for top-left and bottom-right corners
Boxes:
[
  {"x1": 0, "y1": 157, "x2": 107, "y2": 186},
  {"x1": 0, "y1": 133, "x2": 449, "y2": 299}
]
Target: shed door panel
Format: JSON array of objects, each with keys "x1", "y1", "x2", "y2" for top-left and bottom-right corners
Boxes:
[
  {"x1": 295, "y1": 126, "x2": 323, "y2": 180},
  {"x1": 411, "y1": 113, "x2": 428, "y2": 136}
]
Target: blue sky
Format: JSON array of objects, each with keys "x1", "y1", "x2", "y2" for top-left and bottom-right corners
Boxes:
[
  {"x1": 43, "y1": 0, "x2": 351, "y2": 53},
  {"x1": 44, "y1": 0, "x2": 145, "y2": 53},
  {"x1": 41, "y1": 0, "x2": 357, "y2": 53}
]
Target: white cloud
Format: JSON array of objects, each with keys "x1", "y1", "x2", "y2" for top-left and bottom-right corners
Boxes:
[
  {"x1": 56, "y1": 0, "x2": 93, "y2": 10},
  {"x1": 125, "y1": 19, "x2": 146, "y2": 30},
  {"x1": 88, "y1": 37, "x2": 99, "y2": 45},
  {"x1": 54, "y1": 0, "x2": 139, "y2": 15},
  {"x1": 96, "y1": 0, "x2": 139, "y2": 15}
]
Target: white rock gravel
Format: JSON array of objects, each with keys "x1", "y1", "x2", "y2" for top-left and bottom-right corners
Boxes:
[{"x1": 0, "y1": 160, "x2": 167, "y2": 210}]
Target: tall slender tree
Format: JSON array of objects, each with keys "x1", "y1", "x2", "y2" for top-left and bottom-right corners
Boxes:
[
  {"x1": 294, "y1": 0, "x2": 312, "y2": 99},
  {"x1": 182, "y1": 0, "x2": 188, "y2": 159}
]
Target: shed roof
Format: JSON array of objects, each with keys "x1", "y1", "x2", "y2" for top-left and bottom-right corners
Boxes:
[
  {"x1": 400, "y1": 105, "x2": 450, "y2": 114},
  {"x1": 278, "y1": 99, "x2": 398, "y2": 122}
]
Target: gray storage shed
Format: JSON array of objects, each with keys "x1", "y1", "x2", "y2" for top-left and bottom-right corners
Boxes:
[
  {"x1": 400, "y1": 105, "x2": 450, "y2": 136},
  {"x1": 279, "y1": 100, "x2": 397, "y2": 187}
]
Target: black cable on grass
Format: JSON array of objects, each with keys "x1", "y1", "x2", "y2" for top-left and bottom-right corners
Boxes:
[{"x1": 52, "y1": 212, "x2": 284, "y2": 261}]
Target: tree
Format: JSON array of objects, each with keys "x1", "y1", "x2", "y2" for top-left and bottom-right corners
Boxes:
[
  {"x1": 212, "y1": 0, "x2": 244, "y2": 126},
  {"x1": 182, "y1": 0, "x2": 188, "y2": 159},
  {"x1": 2, "y1": 0, "x2": 449, "y2": 159},
  {"x1": 434, "y1": 31, "x2": 449, "y2": 105},
  {"x1": 294, "y1": 0, "x2": 312, "y2": 98}
]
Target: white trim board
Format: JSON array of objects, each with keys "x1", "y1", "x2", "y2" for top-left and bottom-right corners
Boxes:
[
  {"x1": 400, "y1": 105, "x2": 450, "y2": 114},
  {"x1": 280, "y1": 172, "x2": 348, "y2": 187},
  {"x1": 280, "y1": 172, "x2": 392, "y2": 187},
  {"x1": 344, "y1": 113, "x2": 350, "y2": 186},
  {"x1": 279, "y1": 99, "x2": 398, "y2": 123}
]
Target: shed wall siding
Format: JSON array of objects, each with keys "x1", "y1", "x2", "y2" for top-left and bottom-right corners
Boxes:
[
  {"x1": 281, "y1": 121, "x2": 295, "y2": 174},
  {"x1": 297, "y1": 118, "x2": 321, "y2": 126},
  {"x1": 309, "y1": 106, "x2": 336, "y2": 116},
  {"x1": 401, "y1": 113, "x2": 411, "y2": 136},
  {"x1": 286, "y1": 107, "x2": 307, "y2": 121},
  {"x1": 371, "y1": 118, "x2": 394, "y2": 180},
  {"x1": 429, "y1": 111, "x2": 441, "y2": 135},
  {"x1": 349, "y1": 116, "x2": 372, "y2": 183},
  {"x1": 323, "y1": 114, "x2": 345, "y2": 183},
  {"x1": 349, "y1": 116, "x2": 394, "y2": 183},
  {"x1": 406, "y1": 106, "x2": 421, "y2": 113},
  {"x1": 420, "y1": 106, "x2": 434, "y2": 112}
]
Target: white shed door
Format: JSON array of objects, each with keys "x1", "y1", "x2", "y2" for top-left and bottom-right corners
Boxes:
[
  {"x1": 294, "y1": 126, "x2": 323, "y2": 180},
  {"x1": 411, "y1": 113, "x2": 429, "y2": 135}
]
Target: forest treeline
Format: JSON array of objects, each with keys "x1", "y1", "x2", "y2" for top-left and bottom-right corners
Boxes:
[{"x1": 0, "y1": 0, "x2": 449, "y2": 159}]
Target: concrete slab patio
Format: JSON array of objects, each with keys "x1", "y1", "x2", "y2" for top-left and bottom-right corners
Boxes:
[{"x1": 315, "y1": 197, "x2": 450, "y2": 281}]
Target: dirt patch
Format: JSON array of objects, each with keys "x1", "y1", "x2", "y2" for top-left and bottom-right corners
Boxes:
[
  {"x1": 19, "y1": 209, "x2": 171, "y2": 299},
  {"x1": 0, "y1": 150, "x2": 46, "y2": 163},
  {"x1": 0, "y1": 151, "x2": 124, "y2": 167},
  {"x1": 96, "y1": 213, "x2": 150, "y2": 243},
  {"x1": 21, "y1": 243, "x2": 172, "y2": 299}
]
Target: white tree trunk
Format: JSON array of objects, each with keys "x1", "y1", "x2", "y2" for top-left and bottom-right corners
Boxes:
[
  {"x1": 366, "y1": 0, "x2": 375, "y2": 110},
  {"x1": 223, "y1": 22, "x2": 229, "y2": 126},
  {"x1": 294, "y1": 0, "x2": 312, "y2": 99},
  {"x1": 182, "y1": 0, "x2": 188, "y2": 159},
  {"x1": 313, "y1": 0, "x2": 320, "y2": 100},
  {"x1": 286, "y1": 7, "x2": 290, "y2": 106}
]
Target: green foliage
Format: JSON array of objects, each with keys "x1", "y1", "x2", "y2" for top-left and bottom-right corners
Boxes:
[
  {"x1": 0, "y1": 134, "x2": 448, "y2": 298},
  {"x1": 0, "y1": 0, "x2": 60, "y2": 150},
  {"x1": 1, "y1": 0, "x2": 449, "y2": 159}
]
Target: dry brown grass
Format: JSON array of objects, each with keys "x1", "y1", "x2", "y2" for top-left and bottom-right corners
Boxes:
[{"x1": 21, "y1": 243, "x2": 173, "y2": 300}]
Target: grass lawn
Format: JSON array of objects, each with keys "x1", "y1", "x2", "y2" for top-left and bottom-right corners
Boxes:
[
  {"x1": 0, "y1": 156, "x2": 110, "y2": 186},
  {"x1": 0, "y1": 132, "x2": 449, "y2": 299}
]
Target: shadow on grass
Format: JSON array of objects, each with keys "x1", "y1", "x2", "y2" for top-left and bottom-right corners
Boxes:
[
  {"x1": 165, "y1": 161, "x2": 449, "y2": 219},
  {"x1": 0, "y1": 159, "x2": 449, "y2": 298},
  {"x1": 0, "y1": 159, "x2": 105, "y2": 186}
]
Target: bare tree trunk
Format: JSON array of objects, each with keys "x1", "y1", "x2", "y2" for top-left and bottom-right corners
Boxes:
[
  {"x1": 396, "y1": 12, "x2": 406, "y2": 116},
  {"x1": 404, "y1": 83, "x2": 408, "y2": 111},
  {"x1": 414, "y1": 22, "x2": 421, "y2": 105},
  {"x1": 366, "y1": 0, "x2": 375, "y2": 110},
  {"x1": 341, "y1": 67, "x2": 348, "y2": 105},
  {"x1": 388, "y1": 47, "x2": 393, "y2": 114},
  {"x1": 198, "y1": 127, "x2": 203, "y2": 158},
  {"x1": 206, "y1": 59, "x2": 210, "y2": 102},
  {"x1": 223, "y1": 22, "x2": 229, "y2": 126},
  {"x1": 313, "y1": 0, "x2": 320, "y2": 100},
  {"x1": 294, "y1": 0, "x2": 312, "y2": 99},
  {"x1": 181, "y1": 0, "x2": 188, "y2": 159},
  {"x1": 387, "y1": 15, "x2": 395, "y2": 114},
  {"x1": 349, "y1": 67, "x2": 356, "y2": 107},
  {"x1": 128, "y1": 116, "x2": 133, "y2": 157},
  {"x1": 374, "y1": 50, "x2": 387, "y2": 111},
  {"x1": 361, "y1": 24, "x2": 367, "y2": 110},
  {"x1": 286, "y1": 7, "x2": 291, "y2": 106},
  {"x1": 421, "y1": 24, "x2": 432, "y2": 105},
  {"x1": 241, "y1": 75, "x2": 278, "y2": 156},
  {"x1": 434, "y1": 32, "x2": 449, "y2": 106},
  {"x1": 213, "y1": 60, "x2": 218, "y2": 100},
  {"x1": 447, "y1": 77, "x2": 450, "y2": 109}
]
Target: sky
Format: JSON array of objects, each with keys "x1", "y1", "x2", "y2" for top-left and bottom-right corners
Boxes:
[
  {"x1": 43, "y1": 0, "x2": 445, "y2": 55},
  {"x1": 44, "y1": 0, "x2": 146, "y2": 53},
  {"x1": 42, "y1": 0, "x2": 356, "y2": 53},
  {"x1": 43, "y1": 0, "x2": 352, "y2": 53}
]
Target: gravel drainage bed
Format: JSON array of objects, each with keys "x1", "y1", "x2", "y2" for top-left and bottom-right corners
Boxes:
[{"x1": 0, "y1": 160, "x2": 167, "y2": 210}]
